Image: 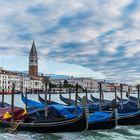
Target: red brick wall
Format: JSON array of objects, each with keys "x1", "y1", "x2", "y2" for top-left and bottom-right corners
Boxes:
[{"x1": 29, "y1": 65, "x2": 38, "y2": 77}]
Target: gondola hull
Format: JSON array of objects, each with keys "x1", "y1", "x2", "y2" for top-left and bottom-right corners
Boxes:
[
  {"x1": 88, "y1": 119, "x2": 116, "y2": 130},
  {"x1": 118, "y1": 111, "x2": 140, "y2": 125}
]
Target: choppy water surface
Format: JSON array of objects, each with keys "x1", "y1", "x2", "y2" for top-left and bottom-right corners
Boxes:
[{"x1": 0, "y1": 92, "x2": 139, "y2": 140}]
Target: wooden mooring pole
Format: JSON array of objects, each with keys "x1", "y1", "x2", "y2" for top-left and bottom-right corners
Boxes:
[
  {"x1": 25, "y1": 88, "x2": 28, "y2": 111},
  {"x1": 11, "y1": 83, "x2": 15, "y2": 126},
  {"x1": 99, "y1": 82, "x2": 102, "y2": 111},
  {"x1": 45, "y1": 84, "x2": 48, "y2": 117},
  {"x1": 2, "y1": 89, "x2": 4, "y2": 108},
  {"x1": 69, "y1": 88, "x2": 71, "y2": 105},
  {"x1": 75, "y1": 83, "x2": 78, "y2": 114}
]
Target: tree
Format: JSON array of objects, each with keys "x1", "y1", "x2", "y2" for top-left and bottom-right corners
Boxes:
[
  {"x1": 63, "y1": 80, "x2": 69, "y2": 88},
  {"x1": 49, "y1": 83, "x2": 57, "y2": 88}
]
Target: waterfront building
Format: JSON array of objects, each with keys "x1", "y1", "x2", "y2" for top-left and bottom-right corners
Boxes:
[
  {"x1": 51, "y1": 79, "x2": 65, "y2": 87},
  {"x1": 50, "y1": 77, "x2": 98, "y2": 92},
  {"x1": 0, "y1": 68, "x2": 21, "y2": 92},
  {"x1": 0, "y1": 41, "x2": 49, "y2": 93}
]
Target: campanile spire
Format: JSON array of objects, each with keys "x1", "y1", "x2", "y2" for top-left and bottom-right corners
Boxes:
[{"x1": 29, "y1": 40, "x2": 38, "y2": 77}]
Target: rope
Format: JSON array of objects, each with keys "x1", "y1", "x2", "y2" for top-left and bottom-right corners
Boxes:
[{"x1": 5, "y1": 120, "x2": 21, "y2": 133}]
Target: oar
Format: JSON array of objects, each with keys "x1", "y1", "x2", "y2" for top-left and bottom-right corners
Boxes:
[{"x1": 2, "y1": 89, "x2": 4, "y2": 108}]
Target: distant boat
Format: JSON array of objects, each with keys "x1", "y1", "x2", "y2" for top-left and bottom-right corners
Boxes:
[{"x1": 0, "y1": 91, "x2": 19, "y2": 95}]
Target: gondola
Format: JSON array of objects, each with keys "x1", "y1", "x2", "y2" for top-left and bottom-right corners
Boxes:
[
  {"x1": 90, "y1": 94, "x2": 138, "y2": 113},
  {"x1": 21, "y1": 93, "x2": 44, "y2": 107},
  {"x1": 37, "y1": 94, "x2": 116, "y2": 130},
  {"x1": 116, "y1": 96, "x2": 130, "y2": 102},
  {"x1": 0, "y1": 102, "x2": 11, "y2": 108},
  {"x1": 38, "y1": 94, "x2": 64, "y2": 105},
  {"x1": 117, "y1": 110, "x2": 140, "y2": 125},
  {"x1": 90, "y1": 94, "x2": 127, "y2": 104},
  {"x1": 60, "y1": 94, "x2": 111, "y2": 112},
  {"x1": 77, "y1": 94, "x2": 111, "y2": 111},
  {"x1": 77, "y1": 94, "x2": 95, "y2": 105},
  {"x1": 127, "y1": 95, "x2": 138, "y2": 102},
  {"x1": 59, "y1": 94, "x2": 140, "y2": 125},
  {"x1": 117, "y1": 100, "x2": 139, "y2": 113},
  {"x1": 0, "y1": 106, "x2": 88, "y2": 133},
  {"x1": 59, "y1": 94, "x2": 81, "y2": 106},
  {"x1": 90, "y1": 94, "x2": 111, "y2": 103}
]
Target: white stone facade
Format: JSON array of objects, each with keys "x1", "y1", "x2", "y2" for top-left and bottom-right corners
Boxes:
[
  {"x1": 0, "y1": 68, "x2": 45, "y2": 93},
  {"x1": 50, "y1": 77, "x2": 98, "y2": 91},
  {"x1": 68, "y1": 78, "x2": 98, "y2": 91}
]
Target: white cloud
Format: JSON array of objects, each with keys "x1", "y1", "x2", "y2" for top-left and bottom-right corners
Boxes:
[{"x1": 0, "y1": 0, "x2": 140, "y2": 83}]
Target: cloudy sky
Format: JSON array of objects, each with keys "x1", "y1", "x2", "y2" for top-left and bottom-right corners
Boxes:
[{"x1": 0, "y1": 0, "x2": 140, "y2": 83}]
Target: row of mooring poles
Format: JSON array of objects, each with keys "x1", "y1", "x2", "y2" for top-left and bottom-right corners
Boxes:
[{"x1": 8, "y1": 81, "x2": 140, "y2": 120}]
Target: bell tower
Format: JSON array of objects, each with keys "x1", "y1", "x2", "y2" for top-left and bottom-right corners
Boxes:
[{"x1": 29, "y1": 40, "x2": 38, "y2": 77}]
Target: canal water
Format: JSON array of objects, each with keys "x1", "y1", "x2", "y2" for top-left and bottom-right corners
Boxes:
[{"x1": 0, "y1": 93, "x2": 140, "y2": 140}]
